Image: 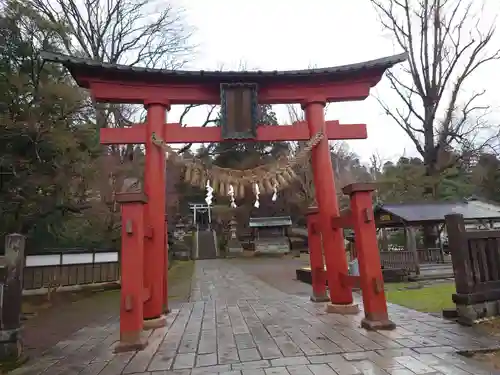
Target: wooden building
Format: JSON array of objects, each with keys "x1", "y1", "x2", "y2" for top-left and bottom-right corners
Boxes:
[
  {"x1": 249, "y1": 216, "x2": 292, "y2": 254},
  {"x1": 373, "y1": 199, "x2": 500, "y2": 274}
]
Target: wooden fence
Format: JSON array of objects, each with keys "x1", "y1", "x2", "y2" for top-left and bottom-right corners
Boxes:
[
  {"x1": 379, "y1": 248, "x2": 446, "y2": 272},
  {"x1": 445, "y1": 213, "x2": 500, "y2": 308},
  {"x1": 22, "y1": 248, "x2": 120, "y2": 290}
]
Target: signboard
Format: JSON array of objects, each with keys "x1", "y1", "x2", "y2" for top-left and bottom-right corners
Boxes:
[
  {"x1": 220, "y1": 83, "x2": 258, "y2": 139},
  {"x1": 379, "y1": 214, "x2": 392, "y2": 221}
]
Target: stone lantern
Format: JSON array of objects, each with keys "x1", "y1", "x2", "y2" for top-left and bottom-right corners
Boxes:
[
  {"x1": 229, "y1": 218, "x2": 238, "y2": 240},
  {"x1": 227, "y1": 217, "x2": 243, "y2": 255}
]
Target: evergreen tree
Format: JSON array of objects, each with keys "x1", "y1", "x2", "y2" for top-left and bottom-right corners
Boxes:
[
  {"x1": 207, "y1": 104, "x2": 289, "y2": 169},
  {"x1": 0, "y1": 1, "x2": 99, "y2": 247}
]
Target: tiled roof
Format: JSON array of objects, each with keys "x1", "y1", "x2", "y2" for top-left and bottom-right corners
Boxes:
[
  {"x1": 40, "y1": 51, "x2": 407, "y2": 85},
  {"x1": 376, "y1": 200, "x2": 500, "y2": 224},
  {"x1": 249, "y1": 216, "x2": 293, "y2": 228}
]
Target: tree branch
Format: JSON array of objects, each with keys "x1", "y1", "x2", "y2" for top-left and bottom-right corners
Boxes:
[
  {"x1": 176, "y1": 105, "x2": 218, "y2": 155},
  {"x1": 371, "y1": 0, "x2": 499, "y2": 181}
]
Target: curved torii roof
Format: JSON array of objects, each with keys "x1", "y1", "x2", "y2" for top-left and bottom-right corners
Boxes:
[{"x1": 41, "y1": 51, "x2": 407, "y2": 87}]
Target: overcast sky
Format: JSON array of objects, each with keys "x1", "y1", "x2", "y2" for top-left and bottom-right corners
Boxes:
[{"x1": 167, "y1": 0, "x2": 500, "y2": 163}]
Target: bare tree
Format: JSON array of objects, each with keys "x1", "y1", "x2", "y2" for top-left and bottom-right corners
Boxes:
[
  {"x1": 28, "y1": 0, "x2": 195, "y2": 134},
  {"x1": 176, "y1": 104, "x2": 218, "y2": 155},
  {"x1": 24, "y1": 0, "x2": 197, "y2": 237},
  {"x1": 28, "y1": 0, "x2": 194, "y2": 68},
  {"x1": 371, "y1": 0, "x2": 500, "y2": 195},
  {"x1": 288, "y1": 165, "x2": 316, "y2": 211}
]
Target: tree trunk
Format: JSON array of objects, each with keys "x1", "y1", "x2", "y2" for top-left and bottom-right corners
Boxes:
[{"x1": 422, "y1": 158, "x2": 439, "y2": 248}]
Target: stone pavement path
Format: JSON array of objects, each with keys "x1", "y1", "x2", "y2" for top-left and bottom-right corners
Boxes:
[
  {"x1": 19, "y1": 260, "x2": 193, "y2": 361},
  {"x1": 226, "y1": 256, "x2": 313, "y2": 297},
  {"x1": 12, "y1": 259, "x2": 500, "y2": 374}
]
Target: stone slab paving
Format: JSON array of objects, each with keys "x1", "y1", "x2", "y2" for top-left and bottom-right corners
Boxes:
[{"x1": 12, "y1": 259, "x2": 500, "y2": 374}]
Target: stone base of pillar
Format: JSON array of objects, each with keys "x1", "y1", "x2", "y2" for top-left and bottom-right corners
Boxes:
[
  {"x1": 310, "y1": 293, "x2": 330, "y2": 303},
  {"x1": 143, "y1": 316, "x2": 167, "y2": 330},
  {"x1": 114, "y1": 332, "x2": 148, "y2": 353},
  {"x1": 0, "y1": 331, "x2": 25, "y2": 365},
  {"x1": 325, "y1": 303, "x2": 359, "y2": 315},
  {"x1": 361, "y1": 317, "x2": 396, "y2": 331}
]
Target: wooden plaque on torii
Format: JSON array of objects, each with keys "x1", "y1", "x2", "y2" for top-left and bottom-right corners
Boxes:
[{"x1": 220, "y1": 82, "x2": 258, "y2": 140}]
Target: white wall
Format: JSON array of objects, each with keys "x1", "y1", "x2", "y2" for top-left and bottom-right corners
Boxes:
[{"x1": 24, "y1": 251, "x2": 119, "y2": 267}]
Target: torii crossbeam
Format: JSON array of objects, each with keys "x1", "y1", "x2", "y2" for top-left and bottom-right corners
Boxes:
[
  {"x1": 42, "y1": 51, "x2": 406, "y2": 352},
  {"x1": 100, "y1": 120, "x2": 368, "y2": 144}
]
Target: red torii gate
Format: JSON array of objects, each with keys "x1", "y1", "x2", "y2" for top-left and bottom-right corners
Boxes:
[{"x1": 43, "y1": 51, "x2": 406, "y2": 351}]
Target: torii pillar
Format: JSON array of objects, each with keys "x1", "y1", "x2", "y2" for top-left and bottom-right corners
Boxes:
[
  {"x1": 142, "y1": 100, "x2": 169, "y2": 329},
  {"x1": 304, "y1": 100, "x2": 359, "y2": 314}
]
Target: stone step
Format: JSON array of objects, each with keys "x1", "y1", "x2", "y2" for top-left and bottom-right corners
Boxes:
[{"x1": 197, "y1": 230, "x2": 217, "y2": 260}]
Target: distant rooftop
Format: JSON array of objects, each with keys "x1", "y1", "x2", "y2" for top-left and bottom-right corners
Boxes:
[
  {"x1": 375, "y1": 199, "x2": 500, "y2": 227},
  {"x1": 249, "y1": 216, "x2": 292, "y2": 228}
]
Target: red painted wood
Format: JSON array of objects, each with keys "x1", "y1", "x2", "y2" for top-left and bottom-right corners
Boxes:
[
  {"x1": 143, "y1": 287, "x2": 151, "y2": 302},
  {"x1": 143, "y1": 104, "x2": 168, "y2": 319},
  {"x1": 305, "y1": 102, "x2": 353, "y2": 306},
  {"x1": 307, "y1": 212, "x2": 328, "y2": 299},
  {"x1": 87, "y1": 79, "x2": 379, "y2": 105},
  {"x1": 100, "y1": 125, "x2": 145, "y2": 144},
  {"x1": 330, "y1": 214, "x2": 354, "y2": 229},
  {"x1": 99, "y1": 121, "x2": 367, "y2": 145},
  {"x1": 86, "y1": 57, "x2": 399, "y2": 335},
  {"x1": 339, "y1": 273, "x2": 361, "y2": 288},
  {"x1": 348, "y1": 188, "x2": 391, "y2": 323},
  {"x1": 119, "y1": 200, "x2": 145, "y2": 340}
]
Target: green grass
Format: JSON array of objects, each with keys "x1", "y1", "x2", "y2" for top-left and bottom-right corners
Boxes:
[
  {"x1": 168, "y1": 260, "x2": 194, "y2": 301},
  {"x1": 384, "y1": 282, "x2": 456, "y2": 313}
]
